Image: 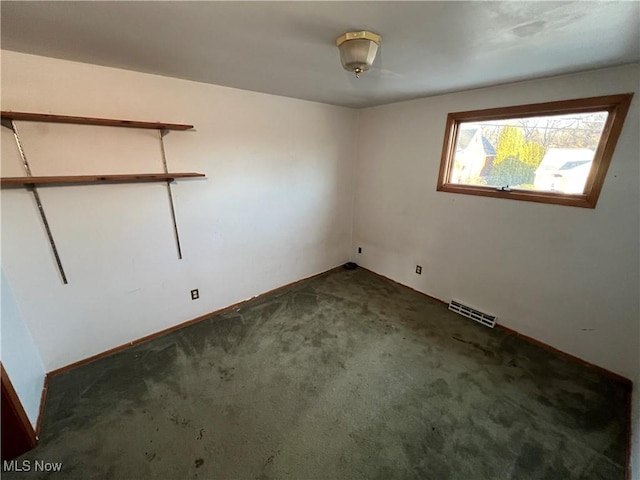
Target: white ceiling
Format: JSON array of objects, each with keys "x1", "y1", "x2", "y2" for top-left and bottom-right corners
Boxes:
[{"x1": 1, "y1": 1, "x2": 639, "y2": 108}]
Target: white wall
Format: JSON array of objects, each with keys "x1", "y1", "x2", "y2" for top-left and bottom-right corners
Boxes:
[
  {"x1": 353, "y1": 65, "x2": 640, "y2": 476},
  {"x1": 1, "y1": 269, "x2": 46, "y2": 428},
  {"x1": 2, "y1": 50, "x2": 638, "y2": 476},
  {"x1": 1, "y1": 50, "x2": 357, "y2": 372}
]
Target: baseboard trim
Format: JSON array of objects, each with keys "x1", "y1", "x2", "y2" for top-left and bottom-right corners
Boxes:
[
  {"x1": 48, "y1": 265, "x2": 344, "y2": 378},
  {"x1": 35, "y1": 375, "x2": 49, "y2": 440},
  {"x1": 358, "y1": 266, "x2": 632, "y2": 387},
  {"x1": 495, "y1": 324, "x2": 632, "y2": 388},
  {"x1": 359, "y1": 265, "x2": 633, "y2": 479},
  {"x1": 28, "y1": 263, "x2": 636, "y2": 477},
  {"x1": 496, "y1": 320, "x2": 633, "y2": 479},
  {"x1": 358, "y1": 266, "x2": 450, "y2": 304}
]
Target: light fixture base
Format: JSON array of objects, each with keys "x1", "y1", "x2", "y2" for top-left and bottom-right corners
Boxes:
[
  {"x1": 336, "y1": 30, "x2": 381, "y2": 78},
  {"x1": 336, "y1": 31, "x2": 381, "y2": 47}
]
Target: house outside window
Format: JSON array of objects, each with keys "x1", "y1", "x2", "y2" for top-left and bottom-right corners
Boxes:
[{"x1": 437, "y1": 94, "x2": 633, "y2": 208}]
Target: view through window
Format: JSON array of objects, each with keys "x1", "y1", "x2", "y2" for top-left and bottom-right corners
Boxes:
[
  {"x1": 450, "y1": 112, "x2": 607, "y2": 194},
  {"x1": 437, "y1": 94, "x2": 633, "y2": 208}
]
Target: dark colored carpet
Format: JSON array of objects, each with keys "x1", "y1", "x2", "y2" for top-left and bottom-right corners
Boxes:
[{"x1": 5, "y1": 268, "x2": 629, "y2": 479}]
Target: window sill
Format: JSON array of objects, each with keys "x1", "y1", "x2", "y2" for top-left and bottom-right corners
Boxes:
[{"x1": 437, "y1": 183, "x2": 595, "y2": 208}]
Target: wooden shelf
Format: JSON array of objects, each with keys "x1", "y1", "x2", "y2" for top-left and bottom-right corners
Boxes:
[
  {"x1": 2, "y1": 110, "x2": 199, "y2": 281},
  {"x1": 1, "y1": 111, "x2": 193, "y2": 131},
  {"x1": 1, "y1": 173, "x2": 205, "y2": 188}
]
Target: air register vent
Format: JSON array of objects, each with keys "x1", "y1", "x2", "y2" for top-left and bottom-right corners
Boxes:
[{"x1": 448, "y1": 299, "x2": 496, "y2": 328}]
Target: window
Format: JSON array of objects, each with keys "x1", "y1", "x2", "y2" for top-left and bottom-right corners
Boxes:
[{"x1": 437, "y1": 94, "x2": 633, "y2": 208}]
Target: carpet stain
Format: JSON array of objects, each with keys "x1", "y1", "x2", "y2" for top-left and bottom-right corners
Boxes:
[
  {"x1": 451, "y1": 335, "x2": 496, "y2": 357},
  {"x1": 7, "y1": 269, "x2": 629, "y2": 480}
]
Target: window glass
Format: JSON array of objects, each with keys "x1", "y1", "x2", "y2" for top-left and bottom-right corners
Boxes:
[
  {"x1": 437, "y1": 94, "x2": 633, "y2": 208},
  {"x1": 450, "y1": 112, "x2": 607, "y2": 194}
]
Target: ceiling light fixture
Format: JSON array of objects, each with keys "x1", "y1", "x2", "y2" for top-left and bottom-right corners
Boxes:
[{"x1": 336, "y1": 31, "x2": 381, "y2": 78}]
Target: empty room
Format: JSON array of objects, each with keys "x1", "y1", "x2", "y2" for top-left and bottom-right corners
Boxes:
[{"x1": 1, "y1": 2, "x2": 639, "y2": 479}]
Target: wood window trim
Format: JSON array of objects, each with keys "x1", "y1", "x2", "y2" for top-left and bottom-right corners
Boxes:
[{"x1": 436, "y1": 93, "x2": 634, "y2": 208}]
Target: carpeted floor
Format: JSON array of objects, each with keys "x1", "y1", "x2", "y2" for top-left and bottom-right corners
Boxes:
[{"x1": 6, "y1": 268, "x2": 629, "y2": 479}]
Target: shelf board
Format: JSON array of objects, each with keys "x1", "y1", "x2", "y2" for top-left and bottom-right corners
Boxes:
[
  {"x1": 1, "y1": 173, "x2": 205, "y2": 188},
  {"x1": 1, "y1": 111, "x2": 193, "y2": 131}
]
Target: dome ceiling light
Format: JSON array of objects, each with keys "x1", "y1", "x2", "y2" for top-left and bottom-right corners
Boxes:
[{"x1": 336, "y1": 31, "x2": 381, "y2": 78}]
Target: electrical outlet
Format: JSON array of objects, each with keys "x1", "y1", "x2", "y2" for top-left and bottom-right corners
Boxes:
[
  {"x1": 191, "y1": 289, "x2": 199, "y2": 300},
  {"x1": 415, "y1": 265, "x2": 422, "y2": 274},
  {"x1": 358, "y1": 247, "x2": 362, "y2": 254}
]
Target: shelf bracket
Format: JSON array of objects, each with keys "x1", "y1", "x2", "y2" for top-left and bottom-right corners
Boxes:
[
  {"x1": 1, "y1": 118, "x2": 14, "y2": 130},
  {"x1": 8, "y1": 121, "x2": 69, "y2": 284},
  {"x1": 158, "y1": 129, "x2": 183, "y2": 259}
]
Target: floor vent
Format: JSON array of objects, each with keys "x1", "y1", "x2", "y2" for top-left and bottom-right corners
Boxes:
[{"x1": 448, "y1": 300, "x2": 496, "y2": 328}]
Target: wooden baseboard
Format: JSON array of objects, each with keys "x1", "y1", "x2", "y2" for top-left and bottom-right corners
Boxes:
[
  {"x1": 35, "y1": 374, "x2": 49, "y2": 440},
  {"x1": 358, "y1": 266, "x2": 449, "y2": 306},
  {"x1": 496, "y1": 321, "x2": 633, "y2": 480},
  {"x1": 495, "y1": 324, "x2": 632, "y2": 389},
  {"x1": 32, "y1": 263, "x2": 636, "y2": 477},
  {"x1": 358, "y1": 266, "x2": 632, "y2": 387},
  {"x1": 48, "y1": 265, "x2": 345, "y2": 378},
  {"x1": 359, "y1": 265, "x2": 633, "y2": 479}
]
